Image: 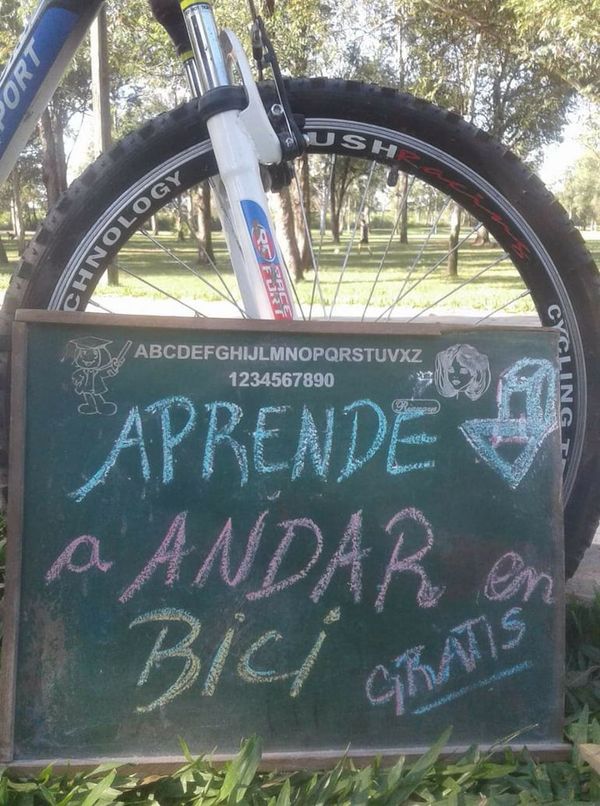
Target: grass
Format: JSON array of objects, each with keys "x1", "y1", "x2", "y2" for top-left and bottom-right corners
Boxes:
[{"x1": 1, "y1": 227, "x2": 598, "y2": 317}]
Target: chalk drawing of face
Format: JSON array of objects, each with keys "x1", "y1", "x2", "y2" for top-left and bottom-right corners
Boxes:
[{"x1": 434, "y1": 344, "x2": 491, "y2": 401}]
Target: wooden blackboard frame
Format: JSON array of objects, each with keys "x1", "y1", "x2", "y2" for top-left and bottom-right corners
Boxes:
[{"x1": 0, "y1": 310, "x2": 570, "y2": 770}]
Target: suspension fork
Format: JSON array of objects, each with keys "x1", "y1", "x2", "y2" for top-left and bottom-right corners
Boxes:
[{"x1": 176, "y1": 0, "x2": 297, "y2": 320}]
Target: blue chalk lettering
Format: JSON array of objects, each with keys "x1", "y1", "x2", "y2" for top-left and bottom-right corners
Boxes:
[
  {"x1": 203, "y1": 402, "x2": 249, "y2": 486},
  {"x1": 413, "y1": 660, "x2": 533, "y2": 715},
  {"x1": 387, "y1": 408, "x2": 437, "y2": 475},
  {"x1": 394, "y1": 647, "x2": 436, "y2": 696},
  {"x1": 69, "y1": 407, "x2": 150, "y2": 502},
  {"x1": 436, "y1": 635, "x2": 475, "y2": 686},
  {"x1": 460, "y1": 358, "x2": 559, "y2": 488},
  {"x1": 337, "y1": 399, "x2": 386, "y2": 483},
  {"x1": 146, "y1": 396, "x2": 196, "y2": 484},
  {"x1": 291, "y1": 406, "x2": 334, "y2": 480},
  {"x1": 501, "y1": 607, "x2": 526, "y2": 649},
  {"x1": 253, "y1": 406, "x2": 290, "y2": 474}
]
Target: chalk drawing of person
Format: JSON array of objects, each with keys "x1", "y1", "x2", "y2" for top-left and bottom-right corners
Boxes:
[
  {"x1": 434, "y1": 343, "x2": 491, "y2": 401},
  {"x1": 64, "y1": 336, "x2": 132, "y2": 415}
]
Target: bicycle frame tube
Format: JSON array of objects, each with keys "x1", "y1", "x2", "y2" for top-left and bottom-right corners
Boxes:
[
  {"x1": 181, "y1": 1, "x2": 296, "y2": 319},
  {"x1": 0, "y1": 0, "x2": 102, "y2": 187}
]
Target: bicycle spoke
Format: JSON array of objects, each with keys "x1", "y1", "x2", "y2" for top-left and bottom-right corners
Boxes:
[
  {"x1": 406, "y1": 251, "x2": 511, "y2": 322},
  {"x1": 140, "y1": 227, "x2": 246, "y2": 316},
  {"x1": 474, "y1": 290, "x2": 534, "y2": 324},
  {"x1": 292, "y1": 159, "x2": 327, "y2": 320},
  {"x1": 115, "y1": 262, "x2": 208, "y2": 317},
  {"x1": 381, "y1": 220, "x2": 484, "y2": 319},
  {"x1": 309, "y1": 155, "x2": 334, "y2": 319},
  {"x1": 87, "y1": 297, "x2": 113, "y2": 313},
  {"x1": 377, "y1": 197, "x2": 453, "y2": 322},
  {"x1": 361, "y1": 175, "x2": 416, "y2": 321},
  {"x1": 329, "y1": 160, "x2": 376, "y2": 319}
]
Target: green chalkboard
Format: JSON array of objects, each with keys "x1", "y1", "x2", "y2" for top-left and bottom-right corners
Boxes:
[{"x1": 1, "y1": 312, "x2": 566, "y2": 768}]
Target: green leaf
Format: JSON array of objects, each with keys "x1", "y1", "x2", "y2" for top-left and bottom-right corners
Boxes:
[
  {"x1": 274, "y1": 778, "x2": 291, "y2": 806},
  {"x1": 384, "y1": 726, "x2": 453, "y2": 804},
  {"x1": 80, "y1": 770, "x2": 117, "y2": 806},
  {"x1": 349, "y1": 765, "x2": 373, "y2": 805},
  {"x1": 217, "y1": 736, "x2": 262, "y2": 803}
]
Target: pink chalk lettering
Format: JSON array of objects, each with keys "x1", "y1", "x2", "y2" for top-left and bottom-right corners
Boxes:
[
  {"x1": 310, "y1": 510, "x2": 369, "y2": 604},
  {"x1": 45, "y1": 535, "x2": 113, "y2": 583},
  {"x1": 374, "y1": 508, "x2": 445, "y2": 613},
  {"x1": 247, "y1": 517, "x2": 323, "y2": 601},
  {"x1": 484, "y1": 551, "x2": 554, "y2": 604},
  {"x1": 194, "y1": 511, "x2": 268, "y2": 588},
  {"x1": 365, "y1": 665, "x2": 404, "y2": 715},
  {"x1": 119, "y1": 512, "x2": 187, "y2": 603}
]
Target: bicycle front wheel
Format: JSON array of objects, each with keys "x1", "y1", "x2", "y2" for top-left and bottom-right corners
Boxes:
[{"x1": 3, "y1": 78, "x2": 600, "y2": 575}]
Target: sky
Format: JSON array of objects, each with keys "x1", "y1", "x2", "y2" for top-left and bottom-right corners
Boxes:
[{"x1": 538, "y1": 112, "x2": 587, "y2": 191}]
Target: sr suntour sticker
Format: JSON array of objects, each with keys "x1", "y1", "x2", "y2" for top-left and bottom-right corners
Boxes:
[{"x1": 240, "y1": 199, "x2": 293, "y2": 319}]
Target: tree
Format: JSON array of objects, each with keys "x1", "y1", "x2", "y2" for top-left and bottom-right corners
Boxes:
[
  {"x1": 559, "y1": 120, "x2": 600, "y2": 227},
  {"x1": 389, "y1": 0, "x2": 576, "y2": 274},
  {"x1": 194, "y1": 183, "x2": 215, "y2": 265},
  {"x1": 507, "y1": 0, "x2": 600, "y2": 104},
  {"x1": 0, "y1": 0, "x2": 90, "y2": 219}
]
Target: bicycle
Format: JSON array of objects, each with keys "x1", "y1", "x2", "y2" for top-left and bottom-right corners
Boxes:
[{"x1": 0, "y1": 0, "x2": 599, "y2": 576}]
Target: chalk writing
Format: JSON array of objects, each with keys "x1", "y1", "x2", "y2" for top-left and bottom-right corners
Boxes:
[
  {"x1": 310, "y1": 510, "x2": 368, "y2": 604},
  {"x1": 202, "y1": 614, "x2": 245, "y2": 697},
  {"x1": 413, "y1": 661, "x2": 533, "y2": 715},
  {"x1": 291, "y1": 406, "x2": 335, "y2": 480},
  {"x1": 460, "y1": 358, "x2": 559, "y2": 487},
  {"x1": 203, "y1": 401, "x2": 249, "y2": 486},
  {"x1": 365, "y1": 607, "x2": 527, "y2": 716},
  {"x1": 145, "y1": 396, "x2": 196, "y2": 484},
  {"x1": 69, "y1": 406, "x2": 150, "y2": 501},
  {"x1": 374, "y1": 508, "x2": 445, "y2": 612},
  {"x1": 194, "y1": 511, "x2": 268, "y2": 589},
  {"x1": 336, "y1": 399, "x2": 387, "y2": 482},
  {"x1": 109, "y1": 507, "x2": 443, "y2": 612},
  {"x1": 246, "y1": 518, "x2": 324, "y2": 601},
  {"x1": 130, "y1": 608, "x2": 202, "y2": 712},
  {"x1": 119, "y1": 512, "x2": 188, "y2": 604},
  {"x1": 68, "y1": 397, "x2": 437, "y2": 500},
  {"x1": 434, "y1": 344, "x2": 491, "y2": 401},
  {"x1": 64, "y1": 336, "x2": 132, "y2": 415},
  {"x1": 45, "y1": 535, "x2": 113, "y2": 582},
  {"x1": 14, "y1": 323, "x2": 565, "y2": 758},
  {"x1": 131, "y1": 606, "x2": 341, "y2": 710},
  {"x1": 485, "y1": 552, "x2": 554, "y2": 604}
]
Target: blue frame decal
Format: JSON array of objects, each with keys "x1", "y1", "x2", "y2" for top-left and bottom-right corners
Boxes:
[
  {"x1": 0, "y1": 7, "x2": 79, "y2": 157},
  {"x1": 240, "y1": 199, "x2": 293, "y2": 319}
]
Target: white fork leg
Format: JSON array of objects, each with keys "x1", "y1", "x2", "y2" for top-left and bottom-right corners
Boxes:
[{"x1": 180, "y1": 0, "x2": 296, "y2": 319}]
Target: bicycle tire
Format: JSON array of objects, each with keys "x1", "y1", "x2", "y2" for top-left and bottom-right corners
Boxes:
[{"x1": 2, "y1": 78, "x2": 599, "y2": 576}]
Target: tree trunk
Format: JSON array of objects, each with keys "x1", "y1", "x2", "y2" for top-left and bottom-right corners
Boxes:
[
  {"x1": 10, "y1": 170, "x2": 25, "y2": 255},
  {"x1": 196, "y1": 181, "x2": 214, "y2": 264},
  {"x1": 273, "y1": 186, "x2": 303, "y2": 282},
  {"x1": 91, "y1": 6, "x2": 118, "y2": 285},
  {"x1": 39, "y1": 107, "x2": 68, "y2": 209},
  {"x1": 447, "y1": 203, "x2": 462, "y2": 277},
  {"x1": 149, "y1": 214, "x2": 159, "y2": 235},
  {"x1": 399, "y1": 172, "x2": 409, "y2": 244},
  {"x1": 174, "y1": 198, "x2": 185, "y2": 241},
  {"x1": 330, "y1": 156, "x2": 341, "y2": 244},
  {"x1": 0, "y1": 237, "x2": 8, "y2": 265},
  {"x1": 474, "y1": 226, "x2": 491, "y2": 246},
  {"x1": 292, "y1": 154, "x2": 311, "y2": 271}
]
